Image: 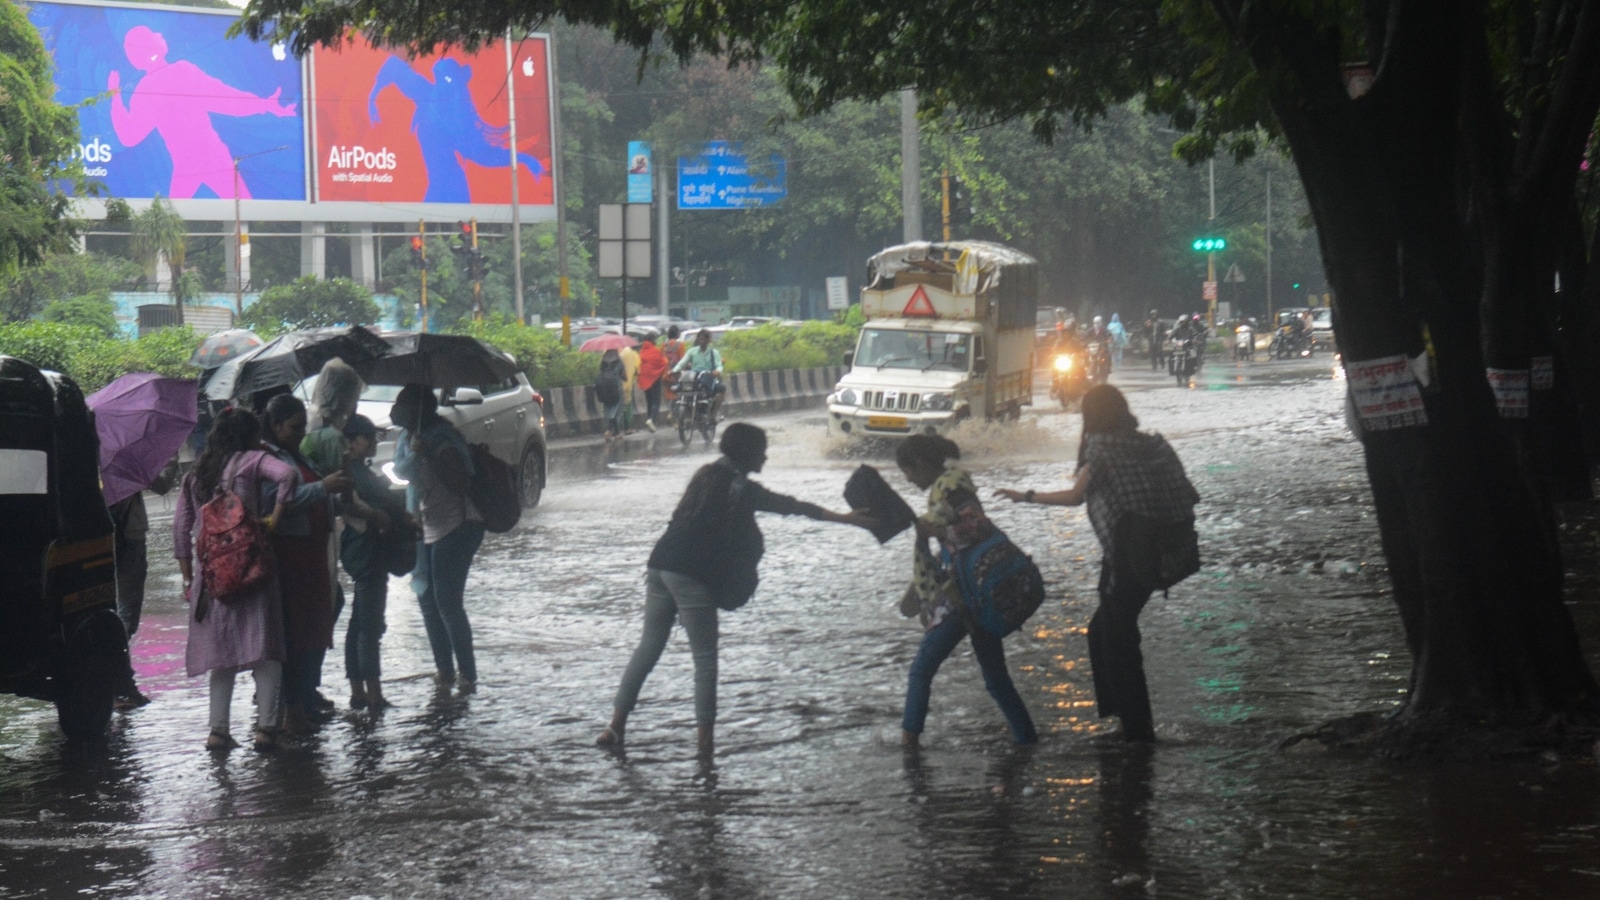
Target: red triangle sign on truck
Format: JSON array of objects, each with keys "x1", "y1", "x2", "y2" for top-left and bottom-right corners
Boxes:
[{"x1": 902, "y1": 285, "x2": 937, "y2": 317}]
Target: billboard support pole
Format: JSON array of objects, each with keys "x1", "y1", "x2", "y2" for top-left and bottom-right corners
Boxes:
[
  {"x1": 419, "y1": 219, "x2": 429, "y2": 333},
  {"x1": 506, "y1": 34, "x2": 525, "y2": 324},
  {"x1": 550, "y1": 33, "x2": 570, "y2": 345},
  {"x1": 657, "y1": 158, "x2": 669, "y2": 315}
]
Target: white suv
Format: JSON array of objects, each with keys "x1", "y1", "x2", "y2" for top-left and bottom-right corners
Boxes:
[{"x1": 298, "y1": 373, "x2": 548, "y2": 509}]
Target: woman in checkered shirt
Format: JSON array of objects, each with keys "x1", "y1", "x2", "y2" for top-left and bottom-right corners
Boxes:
[{"x1": 996, "y1": 385, "x2": 1198, "y2": 742}]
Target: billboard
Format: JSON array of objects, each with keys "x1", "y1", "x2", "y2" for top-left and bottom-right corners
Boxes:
[
  {"x1": 311, "y1": 36, "x2": 554, "y2": 217},
  {"x1": 678, "y1": 141, "x2": 787, "y2": 209},
  {"x1": 27, "y1": 0, "x2": 308, "y2": 214}
]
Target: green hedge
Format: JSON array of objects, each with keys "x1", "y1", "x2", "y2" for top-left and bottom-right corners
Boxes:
[
  {"x1": 717, "y1": 321, "x2": 858, "y2": 373},
  {"x1": 0, "y1": 321, "x2": 203, "y2": 393}
]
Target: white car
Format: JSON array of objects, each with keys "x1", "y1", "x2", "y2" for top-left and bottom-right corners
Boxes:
[{"x1": 297, "y1": 373, "x2": 548, "y2": 509}]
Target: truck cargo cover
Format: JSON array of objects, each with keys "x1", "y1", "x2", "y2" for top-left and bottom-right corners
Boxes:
[{"x1": 865, "y1": 241, "x2": 1037, "y2": 295}]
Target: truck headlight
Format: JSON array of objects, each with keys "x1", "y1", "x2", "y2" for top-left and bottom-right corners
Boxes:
[
  {"x1": 833, "y1": 387, "x2": 858, "y2": 406},
  {"x1": 1053, "y1": 355, "x2": 1073, "y2": 372},
  {"x1": 923, "y1": 391, "x2": 954, "y2": 411}
]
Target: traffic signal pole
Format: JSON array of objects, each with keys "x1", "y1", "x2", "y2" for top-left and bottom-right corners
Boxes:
[{"x1": 1207, "y1": 158, "x2": 1216, "y2": 330}]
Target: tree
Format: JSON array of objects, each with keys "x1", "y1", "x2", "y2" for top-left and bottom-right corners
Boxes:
[
  {"x1": 0, "y1": 0, "x2": 85, "y2": 279},
  {"x1": 239, "y1": 276, "x2": 381, "y2": 335},
  {"x1": 1, "y1": 250, "x2": 140, "y2": 323},
  {"x1": 39, "y1": 296, "x2": 120, "y2": 338},
  {"x1": 131, "y1": 196, "x2": 191, "y2": 325}
]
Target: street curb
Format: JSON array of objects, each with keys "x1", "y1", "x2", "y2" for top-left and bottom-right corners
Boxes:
[{"x1": 537, "y1": 364, "x2": 845, "y2": 439}]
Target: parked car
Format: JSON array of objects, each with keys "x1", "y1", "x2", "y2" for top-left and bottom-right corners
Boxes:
[
  {"x1": 297, "y1": 371, "x2": 548, "y2": 509},
  {"x1": 0, "y1": 356, "x2": 126, "y2": 739}
]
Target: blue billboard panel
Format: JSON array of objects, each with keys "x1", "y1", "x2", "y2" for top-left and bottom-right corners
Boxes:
[
  {"x1": 677, "y1": 141, "x2": 786, "y2": 209},
  {"x1": 27, "y1": 1, "x2": 307, "y2": 201}
]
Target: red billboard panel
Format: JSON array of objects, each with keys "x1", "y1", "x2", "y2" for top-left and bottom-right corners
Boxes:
[{"x1": 311, "y1": 36, "x2": 553, "y2": 207}]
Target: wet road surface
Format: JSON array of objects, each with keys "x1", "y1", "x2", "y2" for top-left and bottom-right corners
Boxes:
[{"x1": 4, "y1": 355, "x2": 1599, "y2": 898}]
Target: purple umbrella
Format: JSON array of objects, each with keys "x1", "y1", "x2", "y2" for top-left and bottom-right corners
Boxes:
[{"x1": 86, "y1": 374, "x2": 199, "y2": 506}]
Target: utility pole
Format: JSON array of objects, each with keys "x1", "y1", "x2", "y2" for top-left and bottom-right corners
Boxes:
[
  {"x1": 418, "y1": 218, "x2": 429, "y2": 333},
  {"x1": 231, "y1": 145, "x2": 287, "y2": 315},
  {"x1": 471, "y1": 217, "x2": 482, "y2": 321},
  {"x1": 657, "y1": 159, "x2": 670, "y2": 315},
  {"x1": 505, "y1": 34, "x2": 525, "y2": 324},
  {"x1": 941, "y1": 168, "x2": 952, "y2": 242},
  {"x1": 550, "y1": 34, "x2": 570, "y2": 345},
  {"x1": 901, "y1": 89, "x2": 922, "y2": 243},
  {"x1": 1206, "y1": 158, "x2": 1217, "y2": 329},
  {"x1": 1265, "y1": 170, "x2": 1273, "y2": 327}
]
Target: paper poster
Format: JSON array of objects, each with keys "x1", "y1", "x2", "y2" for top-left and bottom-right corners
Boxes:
[
  {"x1": 1486, "y1": 368, "x2": 1530, "y2": 418},
  {"x1": 1531, "y1": 355, "x2": 1554, "y2": 390},
  {"x1": 1347, "y1": 355, "x2": 1428, "y2": 430}
]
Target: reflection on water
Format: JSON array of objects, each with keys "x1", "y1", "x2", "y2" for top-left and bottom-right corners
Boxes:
[{"x1": 3, "y1": 362, "x2": 1599, "y2": 898}]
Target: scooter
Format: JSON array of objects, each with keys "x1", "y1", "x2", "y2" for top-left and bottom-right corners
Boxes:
[
  {"x1": 1168, "y1": 335, "x2": 1201, "y2": 386},
  {"x1": 1234, "y1": 325, "x2": 1254, "y2": 362}
]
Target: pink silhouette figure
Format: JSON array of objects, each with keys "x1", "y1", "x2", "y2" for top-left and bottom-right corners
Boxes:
[{"x1": 107, "y1": 26, "x2": 296, "y2": 199}]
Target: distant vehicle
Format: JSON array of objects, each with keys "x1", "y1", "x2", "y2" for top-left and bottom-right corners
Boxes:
[
  {"x1": 725, "y1": 316, "x2": 804, "y2": 329},
  {"x1": 0, "y1": 356, "x2": 126, "y2": 739},
  {"x1": 1036, "y1": 307, "x2": 1070, "y2": 349},
  {"x1": 1309, "y1": 307, "x2": 1334, "y2": 350},
  {"x1": 298, "y1": 368, "x2": 548, "y2": 509},
  {"x1": 827, "y1": 241, "x2": 1037, "y2": 438},
  {"x1": 631, "y1": 315, "x2": 703, "y2": 333}
]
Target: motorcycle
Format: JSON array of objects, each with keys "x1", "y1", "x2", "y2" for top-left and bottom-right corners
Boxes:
[
  {"x1": 1269, "y1": 325, "x2": 1313, "y2": 359},
  {"x1": 1234, "y1": 325, "x2": 1254, "y2": 362},
  {"x1": 1168, "y1": 335, "x2": 1201, "y2": 386},
  {"x1": 1048, "y1": 348, "x2": 1089, "y2": 408},
  {"x1": 670, "y1": 371, "x2": 718, "y2": 447},
  {"x1": 1085, "y1": 340, "x2": 1111, "y2": 385}
]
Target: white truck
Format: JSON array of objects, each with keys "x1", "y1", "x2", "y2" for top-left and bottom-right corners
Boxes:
[{"x1": 826, "y1": 241, "x2": 1037, "y2": 439}]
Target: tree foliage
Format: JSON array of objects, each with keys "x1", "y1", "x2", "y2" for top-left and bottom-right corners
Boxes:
[
  {"x1": 0, "y1": 0, "x2": 86, "y2": 279},
  {"x1": 0, "y1": 250, "x2": 141, "y2": 323},
  {"x1": 240, "y1": 275, "x2": 381, "y2": 336},
  {"x1": 131, "y1": 196, "x2": 191, "y2": 319}
]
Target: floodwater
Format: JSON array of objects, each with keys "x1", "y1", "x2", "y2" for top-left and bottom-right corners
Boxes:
[{"x1": 4, "y1": 356, "x2": 1599, "y2": 899}]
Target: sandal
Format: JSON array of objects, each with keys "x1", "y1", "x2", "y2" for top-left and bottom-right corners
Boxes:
[
  {"x1": 595, "y1": 725, "x2": 625, "y2": 748},
  {"x1": 205, "y1": 728, "x2": 238, "y2": 751},
  {"x1": 252, "y1": 726, "x2": 280, "y2": 752}
]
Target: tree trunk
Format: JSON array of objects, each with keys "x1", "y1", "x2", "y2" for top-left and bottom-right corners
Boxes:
[{"x1": 1225, "y1": 0, "x2": 1600, "y2": 725}]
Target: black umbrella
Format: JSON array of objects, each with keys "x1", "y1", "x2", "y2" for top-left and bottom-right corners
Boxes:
[
  {"x1": 355, "y1": 333, "x2": 519, "y2": 390},
  {"x1": 204, "y1": 325, "x2": 391, "y2": 401}
]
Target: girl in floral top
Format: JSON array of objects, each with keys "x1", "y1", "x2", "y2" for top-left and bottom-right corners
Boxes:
[{"x1": 896, "y1": 435, "x2": 1038, "y2": 749}]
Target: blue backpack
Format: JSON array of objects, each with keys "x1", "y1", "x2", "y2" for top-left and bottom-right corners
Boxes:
[{"x1": 946, "y1": 529, "x2": 1045, "y2": 638}]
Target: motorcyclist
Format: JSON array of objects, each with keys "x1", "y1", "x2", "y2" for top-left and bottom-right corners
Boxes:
[
  {"x1": 672, "y1": 329, "x2": 726, "y2": 421},
  {"x1": 1084, "y1": 316, "x2": 1112, "y2": 377},
  {"x1": 1142, "y1": 309, "x2": 1166, "y2": 371}
]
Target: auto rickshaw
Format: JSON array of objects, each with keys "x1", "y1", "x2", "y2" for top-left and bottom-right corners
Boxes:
[{"x1": 0, "y1": 355, "x2": 127, "y2": 739}]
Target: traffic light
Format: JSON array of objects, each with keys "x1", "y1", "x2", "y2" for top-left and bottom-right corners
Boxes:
[
  {"x1": 949, "y1": 177, "x2": 974, "y2": 226},
  {"x1": 1291, "y1": 281, "x2": 1301, "y2": 290},
  {"x1": 1190, "y1": 237, "x2": 1227, "y2": 252},
  {"x1": 453, "y1": 221, "x2": 472, "y2": 260},
  {"x1": 409, "y1": 235, "x2": 426, "y2": 270}
]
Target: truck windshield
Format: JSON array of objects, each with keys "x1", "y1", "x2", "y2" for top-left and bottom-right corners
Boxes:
[{"x1": 856, "y1": 328, "x2": 971, "y2": 371}]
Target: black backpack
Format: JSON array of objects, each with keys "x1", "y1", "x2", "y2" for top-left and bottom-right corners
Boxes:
[
  {"x1": 468, "y1": 444, "x2": 522, "y2": 533},
  {"x1": 595, "y1": 361, "x2": 624, "y2": 405}
]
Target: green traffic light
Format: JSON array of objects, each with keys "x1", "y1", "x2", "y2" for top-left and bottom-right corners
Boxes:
[
  {"x1": 1191, "y1": 236, "x2": 1227, "y2": 252},
  {"x1": 1192, "y1": 239, "x2": 1204, "y2": 251},
  {"x1": 1292, "y1": 281, "x2": 1301, "y2": 290}
]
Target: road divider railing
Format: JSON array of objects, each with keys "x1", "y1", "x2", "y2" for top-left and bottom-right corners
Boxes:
[{"x1": 538, "y1": 365, "x2": 847, "y2": 438}]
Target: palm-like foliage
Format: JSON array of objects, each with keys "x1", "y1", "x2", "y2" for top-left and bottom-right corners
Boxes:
[{"x1": 131, "y1": 196, "x2": 189, "y2": 323}]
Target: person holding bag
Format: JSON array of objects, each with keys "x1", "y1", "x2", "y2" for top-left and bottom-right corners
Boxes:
[
  {"x1": 175, "y1": 408, "x2": 297, "y2": 752},
  {"x1": 896, "y1": 435, "x2": 1039, "y2": 749},
  {"x1": 596, "y1": 423, "x2": 877, "y2": 760},
  {"x1": 995, "y1": 384, "x2": 1199, "y2": 742},
  {"x1": 339, "y1": 414, "x2": 414, "y2": 711}
]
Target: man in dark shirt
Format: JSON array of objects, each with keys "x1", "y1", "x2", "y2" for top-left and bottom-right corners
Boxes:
[{"x1": 596, "y1": 423, "x2": 877, "y2": 760}]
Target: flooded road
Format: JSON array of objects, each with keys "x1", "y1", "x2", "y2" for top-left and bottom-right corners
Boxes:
[{"x1": 4, "y1": 356, "x2": 1599, "y2": 898}]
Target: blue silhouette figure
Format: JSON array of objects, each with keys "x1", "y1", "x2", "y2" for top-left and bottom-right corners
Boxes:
[{"x1": 369, "y1": 56, "x2": 546, "y2": 203}]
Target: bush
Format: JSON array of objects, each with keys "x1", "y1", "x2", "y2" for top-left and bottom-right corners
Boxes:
[
  {"x1": 240, "y1": 276, "x2": 380, "y2": 337},
  {"x1": 447, "y1": 316, "x2": 599, "y2": 389},
  {"x1": 0, "y1": 321, "x2": 202, "y2": 393},
  {"x1": 39, "y1": 295, "x2": 121, "y2": 338},
  {"x1": 717, "y1": 321, "x2": 859, "y2": 372}
]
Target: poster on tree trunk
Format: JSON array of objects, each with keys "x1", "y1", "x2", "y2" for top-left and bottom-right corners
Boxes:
[
  {"x1": 1486, "y1": 368, "x2": 1530, "y2": 418},
  {"x1": 1347, "y1": 355, "x2": 1428, "y2": 430}
]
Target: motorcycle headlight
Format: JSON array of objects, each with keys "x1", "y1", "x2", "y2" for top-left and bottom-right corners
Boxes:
[
  {"x1": 923, "y1": 391, "x2": 954, "y2": 411},
  {"x1": 833, "y1": 388, "x2": 858, "y2": 406},
  {"x1": 1052, "y1": 355, "x2": 1073, "y2": 372}
]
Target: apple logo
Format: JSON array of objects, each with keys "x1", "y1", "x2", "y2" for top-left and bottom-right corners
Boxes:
[
  {"x1": 522, "y1": 57, "x2": 535, "y2": 77},
  {"x1": 272, "y1": 43, "x2": 287, "y2": 61}
]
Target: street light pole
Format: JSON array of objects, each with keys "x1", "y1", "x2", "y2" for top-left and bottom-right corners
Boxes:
[
  {"x1": 232, "y1": 145, "x2": 287, "y2": 316},
  {"x1": 1206, "y1": 157, "x2": 1216, "y2": 329}
]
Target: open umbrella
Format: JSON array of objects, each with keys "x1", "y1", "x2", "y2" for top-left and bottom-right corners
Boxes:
[
  {"x1": 578, "y1": 333, "x2": 639, "y2": 352},
  {"x1": 86, "y1": 374, "x2": 199, "y2": 506},
  {"x1": 355, "y1": 333, "x2": 519, "y2": 390},
  {"x1": 188, "y1": 329, "x2": 263, "y2": 369},
  {"x1": 204, "y1": 325, "x2": 390, "y2": 401}
]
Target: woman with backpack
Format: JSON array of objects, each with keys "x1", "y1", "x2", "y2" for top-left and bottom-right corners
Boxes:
[
  {"x1": 174, "y1": 408, "x2": 298, "y2": 751},
  {"x1": 595, "y1": 423, "x2": 877, "y2": 760},
  {"x1": 596, "y1": 348, "x2": 626, "y2": 440},
  {"x1": 390, "y1": 383, "x2": 484, "y2": 693},
  {"x1": 895, "y1": 434, "x2": 1039, "y2": 749},
  {"x1": 261, "y1": 394, "x2": 351, "y2": 732},
  {"x1": 995, "y1": 385, "x2": 1199, "y2": 742}
]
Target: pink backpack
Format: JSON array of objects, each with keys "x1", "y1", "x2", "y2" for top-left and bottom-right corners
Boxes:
[{"x1": 197, "y1": 454, "x2": 274, "y2": 612}]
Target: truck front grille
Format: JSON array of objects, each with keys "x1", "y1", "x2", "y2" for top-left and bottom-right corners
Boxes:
[{"x1": 862, "y1": 390, "x2": 922, "y2": 412}]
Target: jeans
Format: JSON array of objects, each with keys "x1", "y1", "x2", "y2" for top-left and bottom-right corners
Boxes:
[
  {"x1": 344, "y1": 571, "x2": 388, "y2": 681},
  {"x1": 643, "y1": 381, "x2": 662, "y2": 423},
  {"x1": 614, "y1": 569, "x2": 720, "y2": 726},
  {"x1": 903, "y1": 613, "x2": 1037, "y2": 744},
  {"x1": 602, "y1": 401, "x2": 622, "y2": 435},
  {"x1": 415, "y1": 522, "x2": 485, "y2": 683},
  {"x1": 1088, "y1": 563, "x2": 1155, "y2": 740}
]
